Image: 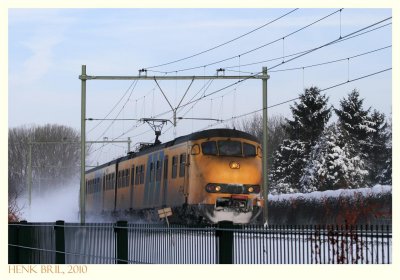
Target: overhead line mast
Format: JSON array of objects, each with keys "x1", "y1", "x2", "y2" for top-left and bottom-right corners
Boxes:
[{"x1": 79, "y1": 66, "x2": 270, "y2": 225}]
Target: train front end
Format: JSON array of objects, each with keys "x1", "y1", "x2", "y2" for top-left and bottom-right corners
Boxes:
[{"x1": 189, "y1": 131, "x2": 264, "y2": 224}]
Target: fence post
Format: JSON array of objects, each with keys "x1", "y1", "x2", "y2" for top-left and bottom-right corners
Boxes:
[
  {"x1": 115, "y1": 221, "x2": 128, "y2": 264},
  {"x1": 54, "y1": 220, "x2": 65, "y2": 264},
  {"x1": 18, "y1": 220, "x2": 32, "y2": 264},
  {"x1": 216, "y1": 221, "x2": 234, "y2": 264},
  {"x1": 8, "y1": 223, "x2": 19, "y2": 264}
]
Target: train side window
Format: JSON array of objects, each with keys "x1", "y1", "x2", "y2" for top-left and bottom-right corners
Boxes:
[
  {"x1": 123, "y1": 169, "x2": 127, "y2": 187},
  {"x1": 243, "y1": 143, "x2": 256, "y2": 157},
  {"x1": 112, "y1": 173, "x2": 115, "y2": 189},
  {"x1": 126, "y1": 169, "x2": 129, "y2": 187},
  {"x1": 163, "y1": 156, "x2": 169, "y2": 180},
  {"x1": 201, "y1": 141, "x2": 218, "y2": 155},
  {"x1": 116, "y1": 171, "x2": 120, "y2": 188},
  {"x1": 191, "y1": 144, "x2": 200, "y2": 155},
  {"x1": 149, "y1": 162, "x2": 154, "y2": 183},
  {"x1": 140, "y1": 165, "x2": 145, "y2": 184},
  {"x1": 179, "y1": 153, "x2": 186, "y2": 177},
  {"x1": 172, "y1": 156, "x2": 178, "y2": 179},
  {"x1": 131, "y1": 166, "x2": 135, "y2": 186},
  {"x1": 135, "y1": 166, "x2": 139, "y2": 185},
  {"x1": 156, "y1": 160, "x2": 161, "y2": 181}
]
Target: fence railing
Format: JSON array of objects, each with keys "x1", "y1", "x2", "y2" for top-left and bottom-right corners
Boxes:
[{"x1": 8, "y1": 221, "x2": 391, "y2": 264}]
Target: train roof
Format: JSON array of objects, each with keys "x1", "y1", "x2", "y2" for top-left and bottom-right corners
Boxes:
[{"x1": 86, "y1": 128, "x2": 259, "y2": 174}]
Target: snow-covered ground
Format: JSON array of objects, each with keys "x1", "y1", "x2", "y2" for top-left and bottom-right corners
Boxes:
[
  {"x1": 18, "y1": 182, "x2": 80, "y2": 222},
  {"x1": 269, "y1": 184, "x2": 392, "y2": 202}
]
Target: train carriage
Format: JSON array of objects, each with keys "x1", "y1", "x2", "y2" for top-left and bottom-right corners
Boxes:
[{"x1": 85, "y1": 128, "x2": 264, "y2": 224}]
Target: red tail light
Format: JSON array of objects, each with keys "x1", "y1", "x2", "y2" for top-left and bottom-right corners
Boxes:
[
  {"x1": 206, "y1": 184, "x2": 219, "y2": 193},
  {"x1": 252, "y1": 185, "x2": 261, "y2": 193}
]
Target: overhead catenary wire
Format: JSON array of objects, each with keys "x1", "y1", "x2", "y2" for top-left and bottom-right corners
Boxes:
[
  {"x1": 143, "y1": 8, "x2": 299, "y2": 70},
  {"x1": 107, "y1": 66, "x2": 391, "y2": 157},
  {"x1": 94, "y1": 80, "x2": 139, "y2": 141},
  {"x1": 87, "y1": 80, "x2": 137, "y2": 134},
  {"x1": 88, "y1": 16, "x2": 391, "y2": 162},
  {"x1": 175, "y1": 16, "x2": 392, "y2": 112},
  {"x1": 195, "y1": 67, "x2": 392, "y2": 132},
  {"x1": 222, "y1": 21, "x2": 391, "y2": 71},
  {"x1": 224, "y1": 45, "x2": 391, "y2": 75},
  {"x1": 108, "y1": 15, "x2": 391, "y2": 146},
  {"x1": 267, "y1": 17, "x2": 391, "y2": 71},
  {"x1": 146, "y1": 9, "x2": 343, "y2": 74}
]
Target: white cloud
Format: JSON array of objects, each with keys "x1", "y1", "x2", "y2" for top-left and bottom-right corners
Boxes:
[
  {"x1": 9, "y1": 10, "x2": 77, "y2": 86},
  {"x1": 20, "y1": 35, "x2": 64, "y2": 83}
]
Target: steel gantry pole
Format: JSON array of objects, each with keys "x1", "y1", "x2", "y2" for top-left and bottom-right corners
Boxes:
[
  {"x1": 80, "y1": 65, "x2": 87, "y2": 224},
  {"x1": 262, "y1": 67, "x2": 270, "y2": 226},
  {"x1": 79, "y1": 66, "x2": 269, "y2": 225}
]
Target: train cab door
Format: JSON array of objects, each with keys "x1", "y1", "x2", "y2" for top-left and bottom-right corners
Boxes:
[
  {"x1": 129, "y1": 164, "x2": 134, "y2": 209},
  {"x1": 104, "y1": 172, "x2": 107, "y2": 210},
  {"x1": 161, "y1": 156, "x2": 168, "y2": 206},
  {"x1": 114, "y1": 161, "x2": 119, "y2": 212},
  {"x1": 183, "y1": 144, "x2": 190, "y2": 201}
]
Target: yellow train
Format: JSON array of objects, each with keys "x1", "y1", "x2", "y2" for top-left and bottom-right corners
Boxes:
[{"x1": 85, "y1": 128, "x2": 264, "y2": 224}]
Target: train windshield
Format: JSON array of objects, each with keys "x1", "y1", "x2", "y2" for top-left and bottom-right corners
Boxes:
[
  {"x1": 218, "y1": 141, "x2": 242, "y2": 156},
  {"x1": 201, "y1": 141, "x2": 218, "y2": 155},
  {"x1": 201, "y1": 140, "x2": 256, "y2": 157},
  {"x1": 243, "y1": 142, "x2": 256, "y2": 157}
]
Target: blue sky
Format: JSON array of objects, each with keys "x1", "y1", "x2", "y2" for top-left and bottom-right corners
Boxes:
[{"x1": 8, "y1": 8, "x2": 392, "y2": 165}]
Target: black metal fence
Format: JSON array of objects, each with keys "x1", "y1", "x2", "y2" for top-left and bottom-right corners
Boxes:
[{"x1": 8, "y1": 221, "x2": 391, "y2": 264}]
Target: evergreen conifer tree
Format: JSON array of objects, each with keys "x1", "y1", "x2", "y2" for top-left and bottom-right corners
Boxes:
[
  {"x1": 270, "y1": 87, "x2": 331, "y2": 193},
  {"x1": 269, "y1": 139, "x2": 306, "y2": 194},
  {"x1": 376, "y1": 114, "x2": 392, "y2": 184},
  {"x1": 366, "y1": 110, "x2": 390, "y2": 184},
  {"x1": 285, "y1": 86, "x2": 332, "y2": 149},
  {"x1": 334, "y1": 89, "x2": 371, "y2": 155},
  {"x1": 300, "y1": 124, "x2": 368, "y2": 192}
]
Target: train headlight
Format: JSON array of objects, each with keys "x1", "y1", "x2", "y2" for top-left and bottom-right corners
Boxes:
[
  {"x1": 206, "y1": 184, "x2": 222, "y2": 193},
  {"x1": 247, "y1": 185, "x2": 260, "y2": 193},
  {"x1": 229, "y1": 161, "x2": 240, "y2": 169}
]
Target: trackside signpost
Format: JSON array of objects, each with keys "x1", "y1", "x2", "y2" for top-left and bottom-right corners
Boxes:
[{"x1": 158, "y1": 207, "x2": 173, "y2": 226}]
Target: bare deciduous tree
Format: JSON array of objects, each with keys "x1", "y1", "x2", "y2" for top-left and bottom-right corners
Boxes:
[
  {"x1": 8, "y1": 124, "x2": 82, "y2": 205},
  {"x1": 231, "y1": 114, "x2": 288, "y2": 168}
]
